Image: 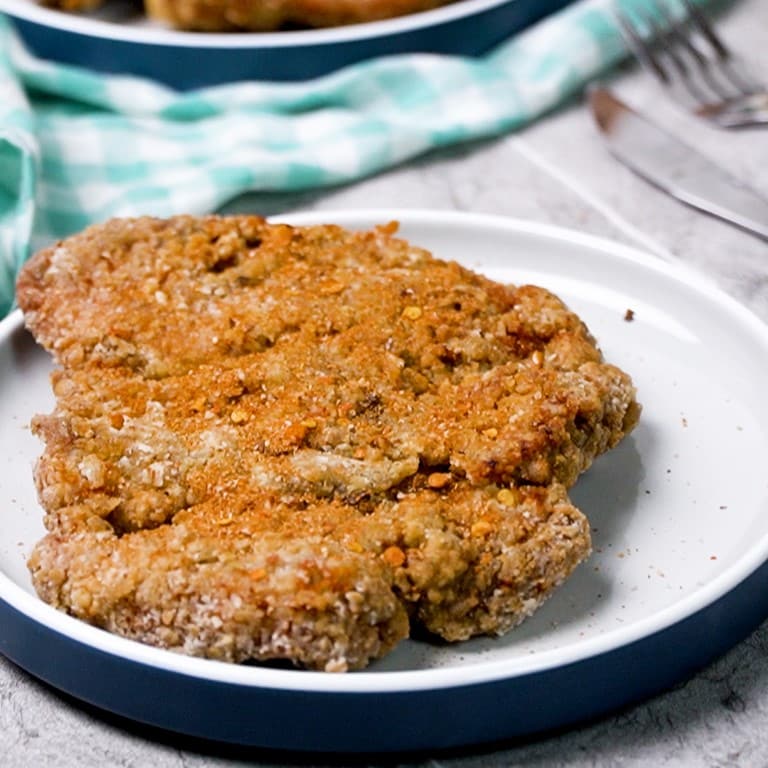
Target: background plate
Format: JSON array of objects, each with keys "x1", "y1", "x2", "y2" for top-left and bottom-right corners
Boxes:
[
  {"x1": 1, "y1": 210, "x2": 768, "y2": 752},
  {"x1": 0, "y1": 0, "x2": 575, "y2": 88}
]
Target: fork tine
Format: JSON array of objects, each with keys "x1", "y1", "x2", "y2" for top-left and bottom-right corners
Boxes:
[
  {"x1": 613, "y1": 0, "x2": 768, "y2": 128},
  {"x1": 656, "y1": 0, "x2": 739, "y2": 103},
  {"x1": 632, "y1": 2, "x2": 716, "y2": 107},
  {"x1": 614, "y1": 6, "x2": 672, "y2": 85},
  {"x1": 679, "y1": 0, "x2": 729, "y2": 58},
  {"x1": 679, "y1": 0, "x2": 762, "y2": 95}
]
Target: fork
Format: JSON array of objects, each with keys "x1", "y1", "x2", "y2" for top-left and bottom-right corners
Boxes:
[{"x1": 614, "y1": 0, "x2": 768, "y2": 128}]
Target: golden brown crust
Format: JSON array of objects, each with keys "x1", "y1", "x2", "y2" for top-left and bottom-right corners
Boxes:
[
  {"x1": 147, "y1": 0, "x2": 450, "y2": 30},
  {"x1": 40, "y1": 0, "x2": 103, "y2": 11},
  {"x1": 18, "y1": 215, "x2": 639, "y2": 670},
  {"x1": 40, "y1": 0, "x2": 453, "y2": 30}
]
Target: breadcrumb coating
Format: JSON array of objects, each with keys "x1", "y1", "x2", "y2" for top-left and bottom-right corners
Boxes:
[
  {"x1": 40, "y1": 0, "x2": 454, "y2": 31},
  {"x1": 18, "y1": 215, "x2": 640, "y2": 671}
]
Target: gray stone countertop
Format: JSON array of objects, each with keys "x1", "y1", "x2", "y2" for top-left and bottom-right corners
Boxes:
[{"x1": 2, "y1": 0, "x2": 767, "y2": 765}]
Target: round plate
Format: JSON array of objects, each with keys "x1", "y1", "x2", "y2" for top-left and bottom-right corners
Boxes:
[
  {"x1": 2, "y1": 210, "x2": 768, "y2": 752},
  {"x1": 0, "y1": 0, "x2": 575, "y2": 88}
]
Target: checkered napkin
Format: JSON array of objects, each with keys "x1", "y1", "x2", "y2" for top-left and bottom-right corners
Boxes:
[{"x1": 0, "y1": 0, "x2": 707, "y2": 317}]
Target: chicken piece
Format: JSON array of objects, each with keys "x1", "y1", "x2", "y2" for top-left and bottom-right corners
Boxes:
[
  {"x1": 18, "y1": 215, "x2": 640, "y2": 670},
  {"x1": 40, "y1": 0, "x2": 453, "y2": 30}
]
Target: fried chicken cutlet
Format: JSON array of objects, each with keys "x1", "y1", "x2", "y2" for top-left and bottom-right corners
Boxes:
[
  {"x1": 17, "y1": 215, "x2": 640, "y2": 671},
  {"x1": 41, "y1": 0, "x2": 454, "y2": 31}
]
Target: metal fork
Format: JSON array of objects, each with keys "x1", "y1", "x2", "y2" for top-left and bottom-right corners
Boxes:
[{"x1": 614, "y1": 0, "x2": 768, "y2": 128}]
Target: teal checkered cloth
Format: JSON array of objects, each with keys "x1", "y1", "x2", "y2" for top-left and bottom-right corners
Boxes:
[{"x1": 0, "y1": 0, "x2": 710, "y2": 317}]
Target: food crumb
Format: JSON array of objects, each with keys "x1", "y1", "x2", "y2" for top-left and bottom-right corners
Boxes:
[
  {"x1": 401, "y1": 305, "x2": 423, "y2": 320},
  {"x1": 624, "y1": 308, "x2": 635, "y2": 322}
]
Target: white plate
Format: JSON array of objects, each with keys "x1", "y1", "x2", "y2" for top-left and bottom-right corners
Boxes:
[
  {"x1": 2, "y1": 209, "x2": 768, "y2": 752},
  {"x1": 0, "y1": 0, "x2": 576, "y2": 87}
]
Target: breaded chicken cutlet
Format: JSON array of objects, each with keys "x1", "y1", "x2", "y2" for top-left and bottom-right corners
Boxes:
[
  {"x1": 17, "y1": 215, "x2": 640, "y2": 671},
  {"x1": 41, "y1": 0, "x2": 453, "y2": 31}
]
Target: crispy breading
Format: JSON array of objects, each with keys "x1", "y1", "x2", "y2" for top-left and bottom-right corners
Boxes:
[
  {"x1": 17, "y1": 215, "x2": 640, "y2": 671},
  {"x1": 40, "y1": 0, "x2": 454, "y2": 31},
  {"x1": 143, "y1": 0, "x2": 452, "y2": 31}
]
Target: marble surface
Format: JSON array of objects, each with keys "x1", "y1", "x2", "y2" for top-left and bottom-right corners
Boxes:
[{"x1": 2, "y1": 0, "x2": 767, "y2": 765}]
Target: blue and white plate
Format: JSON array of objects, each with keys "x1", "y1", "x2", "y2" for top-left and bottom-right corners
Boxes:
[
  {"x1": 1, "y1": 210, "x2": 768, "y2": 752},
  {"x1": 0, "y1": 0, "x2": 575, "y2": 88}
]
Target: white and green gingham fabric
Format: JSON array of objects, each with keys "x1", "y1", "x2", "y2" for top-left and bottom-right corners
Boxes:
[{"x1": 0, "y1": 0, "x2": 711, "y2": 317}]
